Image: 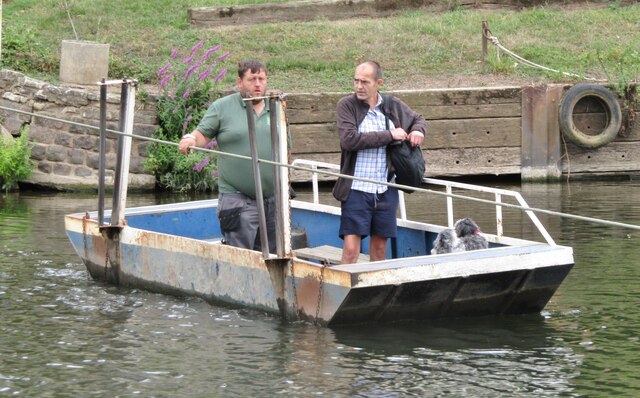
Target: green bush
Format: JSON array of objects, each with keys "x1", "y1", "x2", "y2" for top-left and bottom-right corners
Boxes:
[
  {"x1": 144, "y1": 39, "x2": 229, "y2": 192},
  {"x1": 0, "y1": 127, "x2": 34, "y2": 193}
]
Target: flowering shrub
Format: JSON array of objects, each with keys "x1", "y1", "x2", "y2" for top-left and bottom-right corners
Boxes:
[
  {"x1": 145, "y1": 39, "x2": 229, "y2": 192},
  {"x1": 0, "y1": 127, "x2": 33, "y2": 193}
]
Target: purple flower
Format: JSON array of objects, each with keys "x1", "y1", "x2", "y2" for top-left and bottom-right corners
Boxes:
[
  {"x1": 157, "y1": 62, "x2": 171, "y2": 78},
  {"x1": 170, "y1": 48, "x2": 179, "y2": 58},
  {"x1": 205, "y1": 140, "x2": 216, "y2": 149},
  {"x1": 190, "y1": 39, "x2": 205, "y2": 57},
  {"x1": 183, "y1": 54, "x2": 195, "y2": 65},
  {"x1": 213, "y1": 68, "x2": 227, "y2": 82},
  {"x1": 193, "y1": 156, "x2": 210, "y2": 172},
  {"x1": 200, "y1": 45, "x2": 222, "y2": 62},
  {"x1": 214, "y1": 51, "x2": 230, "y2": 62},
  {"x1": 160, "y1": 73, "x2": 173, "y2": 88},
  {"x1": 183, "y1": 88, "x2": 191, "y2": 99},
  {"x1": 184, "y1": 61, "x2": 201, "y2": 79},
  {"x1": 198, "y1": 66, "x2": 212, "y2": 81}
]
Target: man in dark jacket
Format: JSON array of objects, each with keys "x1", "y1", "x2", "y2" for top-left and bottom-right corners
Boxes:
[{"x1": 333, "y1": 60, "x2": 426, "y2": 264}]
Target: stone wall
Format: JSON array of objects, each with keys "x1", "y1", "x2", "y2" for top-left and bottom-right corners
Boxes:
[{"x1": 0, "y1": 70, "x2": 158, "y2": 191}]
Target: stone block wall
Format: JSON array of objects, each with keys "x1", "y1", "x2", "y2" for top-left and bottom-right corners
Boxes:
[{"x1": 0, "y1": 70, "x2": 158, "y2": 191}]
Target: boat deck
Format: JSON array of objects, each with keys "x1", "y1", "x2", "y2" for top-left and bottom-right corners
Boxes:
[{"x1": 295, "y1": 245, "x2": 370, "y2": 264}]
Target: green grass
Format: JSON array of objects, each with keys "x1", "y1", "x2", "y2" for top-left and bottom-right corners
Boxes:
[{"x1": 2, "y1": 0, "x2": 639, "y2": 93}]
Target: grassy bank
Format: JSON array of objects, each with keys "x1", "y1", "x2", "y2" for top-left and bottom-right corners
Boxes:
[{"x1": 2, "y1": 0, "x2": 639, "y2": 93}]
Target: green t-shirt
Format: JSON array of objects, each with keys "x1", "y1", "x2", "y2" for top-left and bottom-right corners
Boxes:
[{"x1": 197, "y1": 92, "x2": 276, "y2": 198}]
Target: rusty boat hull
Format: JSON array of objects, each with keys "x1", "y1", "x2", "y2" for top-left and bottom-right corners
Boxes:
[{"x1": 65, "y1": 199, "x2": 574, "y2": 326}]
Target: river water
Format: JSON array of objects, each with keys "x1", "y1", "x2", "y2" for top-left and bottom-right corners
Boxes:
[{"x1": 1, "y1": 179, "x2": 639, "y2": 397}]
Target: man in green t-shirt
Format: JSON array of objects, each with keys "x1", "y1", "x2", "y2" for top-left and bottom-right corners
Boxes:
[{"x1": 178, "y1": 60, "x2": 277, "y2": 253}]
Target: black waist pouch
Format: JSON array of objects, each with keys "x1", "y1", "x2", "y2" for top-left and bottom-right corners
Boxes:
[{"x1": 218, "y1": 207, "x2": 242, "y2": 232}]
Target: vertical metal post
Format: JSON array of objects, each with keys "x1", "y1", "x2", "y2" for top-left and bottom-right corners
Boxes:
[
  {"x1": 398, "y1": 190, "x2": 407, "y2": 220},
  {"x1": 276, "y1": 98, "x2": 292, "y2": 256},
  {"x1": 111, "y1": 81, "x2": 128, "y2": 225},
  {"x1": 110, "y1": 80, "x2": 135, "y2": 226},
  {"x1": 98, "y1": 79, "x2": 107, "y2": 226},
  {"x1": 245, "y1": 100, "x2": 270, "y2": 258},
  {"x1": 446, "y1": 185, "x2": 454, "y2": 228},
  {"x1": 482, "y1": 21, "x2": 489, "y2": 65},
  {"x1": 312, "y1": 165, "x2": 319, "y2": 204},
  {"x1": 495, "y1": 193, "x2": 504, "y2": 237},
  {"x1": 269, "y1": 98, "x2": 284, "y2": 257}
]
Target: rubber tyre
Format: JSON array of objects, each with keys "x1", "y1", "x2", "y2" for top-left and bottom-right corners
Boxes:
[{"x1": 559, "y1": 83, "x2": 622, "y2": 149}]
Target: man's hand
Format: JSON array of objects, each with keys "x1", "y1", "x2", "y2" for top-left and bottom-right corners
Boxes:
[
  {"x1": 408, "y1": 131, "x2": 424, "y2": 147},
  {"x1": 390, "y1": 127, "x2": 408, "y2": 141},
  {"x1": 178, "y1": 135, "x2": 196, "y2": 155}
]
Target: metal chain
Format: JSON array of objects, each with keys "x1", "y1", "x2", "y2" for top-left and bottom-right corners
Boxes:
[
  {"x1": 290, "y1": 259, "x2": 298, "y2": 311},
  {"x1": 104, "y1": 241, "x2": 110, "y2": 280},
  {"x1": 82, "y1": 213, "x2": 89, "y2": 260},
  {"x1": 314, "y1": 261, "x2": 327, "y2": 324}
]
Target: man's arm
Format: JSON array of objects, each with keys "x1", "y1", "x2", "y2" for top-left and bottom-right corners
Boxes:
[
  {"x1": 336, "y1": 96, "x2": 398, "y2": 151},
  {"x1": 178, "y1": 129, "x2": 211, "y2": 154},
  {"x1": 391, "y1": 96, "x2": 426, "y2": 147}
]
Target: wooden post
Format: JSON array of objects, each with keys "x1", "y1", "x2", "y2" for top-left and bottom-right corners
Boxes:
[
  {"x1": 481, "y1": 21, "x2": 488, "y2": 65},
  {"x1": 521, "y1": 85, "x2": 563, "y2": 181}
]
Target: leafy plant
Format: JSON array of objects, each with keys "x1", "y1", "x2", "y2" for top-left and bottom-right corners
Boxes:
[
  {"x1": 158, "y1": 141, "x2": 219, "y2": 192},
  {"x1": 0, "y1": 127, "x2": 34, "y2": 193},
  {"x1": 0, "y1": 25, "x2": 56, "y2": 76},
  {"x1": 144, "y1": 39, "x2": 229, "y2": 192}
]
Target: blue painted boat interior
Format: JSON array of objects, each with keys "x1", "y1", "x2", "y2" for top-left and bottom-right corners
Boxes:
[{"x1": 120, "y1": 204, "x2": 440, "y2": 258}]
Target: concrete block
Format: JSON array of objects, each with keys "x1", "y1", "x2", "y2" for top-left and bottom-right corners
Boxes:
[{"x1": 59, "y1": 40, "x2": 110, "y2": 85}]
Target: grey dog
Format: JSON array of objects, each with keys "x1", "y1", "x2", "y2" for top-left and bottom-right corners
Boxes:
[
  {"x1": 431, "y1": 218, "x2": 489, "y2": 254},
  {"x1": 454, "y1": 217, "x2": 489, "y2": 251},
  {"x1": 430, "y1": 228, "x2": 465, "y2": 254}
]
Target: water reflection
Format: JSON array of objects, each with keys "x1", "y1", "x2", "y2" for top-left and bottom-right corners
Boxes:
[
  {"x1": 329, "y1": 315, "x2": 577, "y2": 397},
  {"x1": 2, "y1": 181, "x2": 640, "y2": 396}
]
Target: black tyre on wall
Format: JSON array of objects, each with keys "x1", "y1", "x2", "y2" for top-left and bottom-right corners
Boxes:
[{"x1": 558, "y1": 83, "x2": 622, "y2": 149}]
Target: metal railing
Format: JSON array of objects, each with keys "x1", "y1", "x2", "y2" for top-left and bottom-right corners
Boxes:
[{"x1": 290, "y1": 159, "x2": 556, "y2": 245}]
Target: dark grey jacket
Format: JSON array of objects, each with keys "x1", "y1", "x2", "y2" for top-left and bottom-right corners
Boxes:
[{"x1": 332, "y1": 93, "x2": 427, "y2": 201}]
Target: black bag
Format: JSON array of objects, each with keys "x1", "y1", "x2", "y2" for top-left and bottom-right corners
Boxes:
[
  {"x1": 387, "y1": 140, "x2": 425, "y2": 193},
  {"x1": 383, "y1": 100, "x2": 425, "y2": 193}
]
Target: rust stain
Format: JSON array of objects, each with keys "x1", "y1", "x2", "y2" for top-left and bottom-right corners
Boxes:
[
  {"x1": 90, "y1": 234, "x2": 107, "y2": 265},
  {"x1": 294, "y1": 274, "x2": 322, "y2": 315}
]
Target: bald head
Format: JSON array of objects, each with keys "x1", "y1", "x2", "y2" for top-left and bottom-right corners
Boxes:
[
  {"x1": 353, "y1": 61, "x2": 383, "y2": 109},
  {"x1": 356, "y1": 61, "x2": 383, "y2": 80}
]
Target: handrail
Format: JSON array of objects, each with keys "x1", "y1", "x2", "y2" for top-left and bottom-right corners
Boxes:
[
  {"x1": 3, "y1": 101, "x2": 638, "y2": 238},
  {"x1": 290, "y1": 158, "x2": 556, "y2": 245}
]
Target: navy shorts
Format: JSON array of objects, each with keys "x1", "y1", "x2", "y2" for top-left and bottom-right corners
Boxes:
[{"x1": 339, "y1": 188, "x2": 399, "y2": 239}]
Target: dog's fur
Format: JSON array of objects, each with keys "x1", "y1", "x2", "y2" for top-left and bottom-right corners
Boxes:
[
  {"x1": 454, "y1": 217, "x2": 489, "y2": 251},
  {"x1": 430, "y1": 228, "x2": 465, "y2": 255},
  {"x1": 431, "y1": 217, "x2": 489, "y2": 255}
]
